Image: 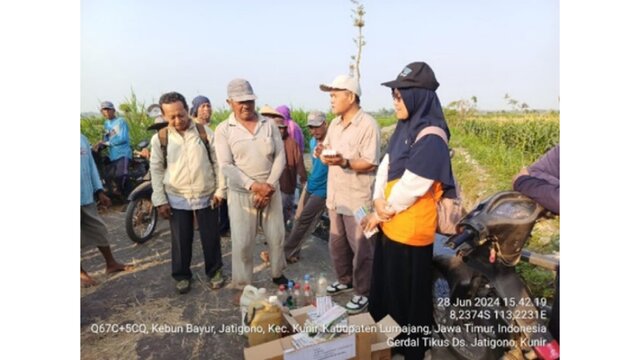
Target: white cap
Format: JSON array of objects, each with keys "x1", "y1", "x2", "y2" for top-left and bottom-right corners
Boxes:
[{"x1": 319, "y1": 74, "x2": 361, "y2": 97}]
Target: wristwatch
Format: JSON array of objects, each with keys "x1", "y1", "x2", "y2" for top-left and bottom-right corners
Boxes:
[{"x1": 340, "y1": 158, "x2": 350, "y2": 169}]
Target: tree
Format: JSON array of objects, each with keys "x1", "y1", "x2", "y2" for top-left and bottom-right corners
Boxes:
[
  {"x1": 446, "y1": 96, "x2": 478, "y2": 119},
  {"x1": 504, "y1": 93, "x2": 531, "y2": 113},
  {"x1": 349, "y1": 0, "x2": 366, "y2": 81}
]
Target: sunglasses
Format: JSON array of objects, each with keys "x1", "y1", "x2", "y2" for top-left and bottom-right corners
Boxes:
[{"x1": 391, "y1": 91, "x2": 402, "y2": 102}]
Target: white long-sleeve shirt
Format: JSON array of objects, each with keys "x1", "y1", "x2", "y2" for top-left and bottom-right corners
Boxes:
[{"x1": 373, "y1": 154, "x2": 434, "y2": 214}]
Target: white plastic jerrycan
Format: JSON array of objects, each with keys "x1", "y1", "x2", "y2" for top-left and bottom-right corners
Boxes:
[{"x1": 240, "y1": 285, "x2": 267, "y2": 326}]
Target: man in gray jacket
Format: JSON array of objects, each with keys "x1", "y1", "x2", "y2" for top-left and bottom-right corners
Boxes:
[
  {"x1": 150, "y1": 92, "x2": 224, "y2": 294},
  {"x1": 215, "y1": 79, "x2": 290, "y2": 288}
]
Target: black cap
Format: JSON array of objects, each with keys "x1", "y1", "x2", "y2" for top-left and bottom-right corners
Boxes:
[{"x1": 381, "y1": 62, "x2": 439, "y2": 91}]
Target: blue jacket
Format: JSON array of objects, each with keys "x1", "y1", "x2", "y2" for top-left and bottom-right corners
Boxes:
[
  {"x1": 81, "y1": 134, "x2": 104, "y2": 206},
  {"x1": 104, "y1": 116, "x2": 132, "y2": 161}
]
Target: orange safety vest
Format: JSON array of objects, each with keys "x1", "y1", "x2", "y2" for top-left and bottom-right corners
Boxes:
[{"x1": 381, "y1": 178, "x2": 443, "y2": 246}]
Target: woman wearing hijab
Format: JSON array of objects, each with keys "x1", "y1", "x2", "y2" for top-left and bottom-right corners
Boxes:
[
  {"x1": 190, "y1": 95, "x2": 212, "y2": 125},
  {"x1": 363, "y1": 62, "x2": 456, "y2": 360},
  {"x1": 275, "y1": 105, "x2": 305, "y2": 153}
]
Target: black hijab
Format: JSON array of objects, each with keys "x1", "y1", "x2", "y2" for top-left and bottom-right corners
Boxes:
[{"x1": 386, "y1": 87, "x2": 455, "y2": 194}]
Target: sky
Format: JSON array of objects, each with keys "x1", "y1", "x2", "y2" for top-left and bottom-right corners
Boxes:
[{"x1": 81, "y1": 0, "x2": 558, "y2": 113}]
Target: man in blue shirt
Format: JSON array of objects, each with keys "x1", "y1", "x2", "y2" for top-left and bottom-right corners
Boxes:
[
  {"x1": 81, "y1": 134, "x2": 133, "y2": 287},
  {"x1": 97, "y1": 101, "x2": 132, "y2": 196},
  {"x1": 283, "y1": 111, "x2": 329, "y2": 263}
]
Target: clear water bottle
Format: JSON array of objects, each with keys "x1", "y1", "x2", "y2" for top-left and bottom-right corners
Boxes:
[
  {"x1": 293, "y1": 284, "x2": 302, "y2": 309},
  {"x1": 303, "y1": 283, "x2": 314, "y2": 306},
  {"x1": 303, "y1": 274, "x2": 313, "y2": 293},
  {"x1": 317, "y1": 273, "x2": 328, "y2": 297},
  {"x1": 276, "y1": 284, "x2": 287, "y2": 307}
]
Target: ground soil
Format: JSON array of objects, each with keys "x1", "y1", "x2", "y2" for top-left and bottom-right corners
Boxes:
[{"x1": 81, "y1": 207, "x2": 353, "y2": 360}]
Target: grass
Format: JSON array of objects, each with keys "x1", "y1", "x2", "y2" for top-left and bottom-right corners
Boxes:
[{"x1": 445, "y1": 110, "x2": 559, "y2": 301}]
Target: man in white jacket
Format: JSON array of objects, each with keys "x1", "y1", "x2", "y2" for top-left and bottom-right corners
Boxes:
[{"x1": 150, "y1": 91, "x2": 224, "y2": 294}]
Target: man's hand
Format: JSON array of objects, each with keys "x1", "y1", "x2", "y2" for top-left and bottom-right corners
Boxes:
[
  {"x1": 512, "y1": 167, "x2": 530, "y2": 187},
  {"x1": 212, "y1": 195, "x2": 225, "y2": 208},
  {"x1": 250, "y1": 182, "x2": 275, "y2": 197},
  {"x1": 158, "y1": 204, "x2": 172, "y2": 219},
  {"x1": 97, "y1": 192, "x2": 111, "y2": 208},
  {"x1": 135, "y1": 148, "x2": 151, "y2": 159},
  {"x1": 360, "y1": 213, "x2": 382, "y2": 233},
  {"x1": 253, "y1": 193, "x2": 271, "y2": 209},
  {"x1": 321, "y1": 151, "x2": 345, "y2": 166},
  {"x1": 92, "y1": 141, "x2": 104, "y2": 152},
  {"x1": 314, "y1": 143, "x2": 325, "y2": 158}
]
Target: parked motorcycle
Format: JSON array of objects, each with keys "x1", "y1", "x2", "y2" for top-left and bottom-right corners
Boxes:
[
  {"x1": 124, "y1": 121, "x2": 167, "y2": 243},
  {"x1": 431, "y1": 191, "x2": 560, "y2": 360},
  {"x1": 92, "y1": 139, "x2": 150, "y2": 203},
  {"x1": 125, "y1": 168, "x2": 158, "y2": 244}
]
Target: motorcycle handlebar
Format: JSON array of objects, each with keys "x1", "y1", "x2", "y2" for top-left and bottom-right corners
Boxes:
[{"x1": 445, "y1": 228, "x2": 476, "y2": 250}]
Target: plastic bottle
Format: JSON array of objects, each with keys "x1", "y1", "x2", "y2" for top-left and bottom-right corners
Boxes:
[
  {"x1": 276, "y1": 284, "x2": 287, "y2": 307},
  {"x1": 240, "y1": 285, "x2": 267, "y2": 327},
  {"x1": 268, "y1": 295, "x2": 279, "y2": 306},
  {"x1": 317, "y1": 273, "x2": 328, "y2": 297},
  {"x1": 303, "y1": 274, "x2": 313, "y2": 294},
  {"x1": 287, "y1": 280, "x2": 295, "y2": 309},
  {"x1": 247, "y1": 296, "x2": 284, "y2": 346},
  {"x1": 303, "y1": 283, "x2": 314, "y2": 306},
  {"x1": 293, "y1": 284, "x2": 302, "y2": 309},
  {"x1": 240, "y1": 285, "x2": 259, "y2": 309}
]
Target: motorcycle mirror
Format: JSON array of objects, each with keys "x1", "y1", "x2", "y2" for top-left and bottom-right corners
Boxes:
[{"x1": 138, "y1": 140, "x2": 149, "y2": 149}]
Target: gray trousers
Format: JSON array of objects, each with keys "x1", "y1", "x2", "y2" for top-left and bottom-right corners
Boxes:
[
  {"x1": 284, "y1": 190, "x2": 326, "y2": 259},
  {"x1": 328, "y1": 209, "x2": 374, "y2": 297},
  {"x1": 228, "y1": 189, "x2": 286, "y2": 287}
]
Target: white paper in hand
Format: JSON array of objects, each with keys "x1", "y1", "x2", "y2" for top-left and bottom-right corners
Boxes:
[{"x1": 354, "y1": 206, "x2": 378, "y2": 239}]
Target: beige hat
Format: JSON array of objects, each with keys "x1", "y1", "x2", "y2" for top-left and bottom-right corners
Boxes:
[
  {"x1": 319, "y1": 74, "x2": 362, "y2": 97},
  {"x1": 227, "y1": 78, "x2": 257, "y2": 102},
  {"x1": 259, "y1": 105, "x2": 284, "y2": 118},
  {"x1": 307, "y1": 111, "x2": 327, "y2": 126}
]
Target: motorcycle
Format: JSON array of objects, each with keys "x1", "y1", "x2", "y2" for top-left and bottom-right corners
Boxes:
[
  {"x1": 431, "y1": 191, "x2": 560, "y2": 360},
  {"x1": 124, "y1": 122, "x2": 167, "y2": 244},
  {"x1": 92, "y1": 139, "x2": 150, "y2": 204}
]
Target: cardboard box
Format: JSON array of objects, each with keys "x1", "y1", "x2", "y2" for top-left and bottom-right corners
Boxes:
[{"x1": 244, "y1": 306, "x2": 400, "y2": 360}]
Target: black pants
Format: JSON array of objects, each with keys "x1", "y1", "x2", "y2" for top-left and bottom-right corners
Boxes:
[
  {"x1": 218, "y1": 200, "x2": 230, "y2": 234},
  {"x1": 369, "y1": 232, "x2": 433, "y2": 360},
  {"x1": 169, "y1": 206, "x2": 222, "y2": 281}
]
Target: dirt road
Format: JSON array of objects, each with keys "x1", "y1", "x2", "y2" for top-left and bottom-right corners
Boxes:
[{"x1": 81, "y1": 207, "x2": 350, "y2": 359}]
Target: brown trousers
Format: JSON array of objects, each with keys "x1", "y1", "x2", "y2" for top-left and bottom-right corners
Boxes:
[{"x1": 328, "y1": 209, "x2": 374, "y2": 296}]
